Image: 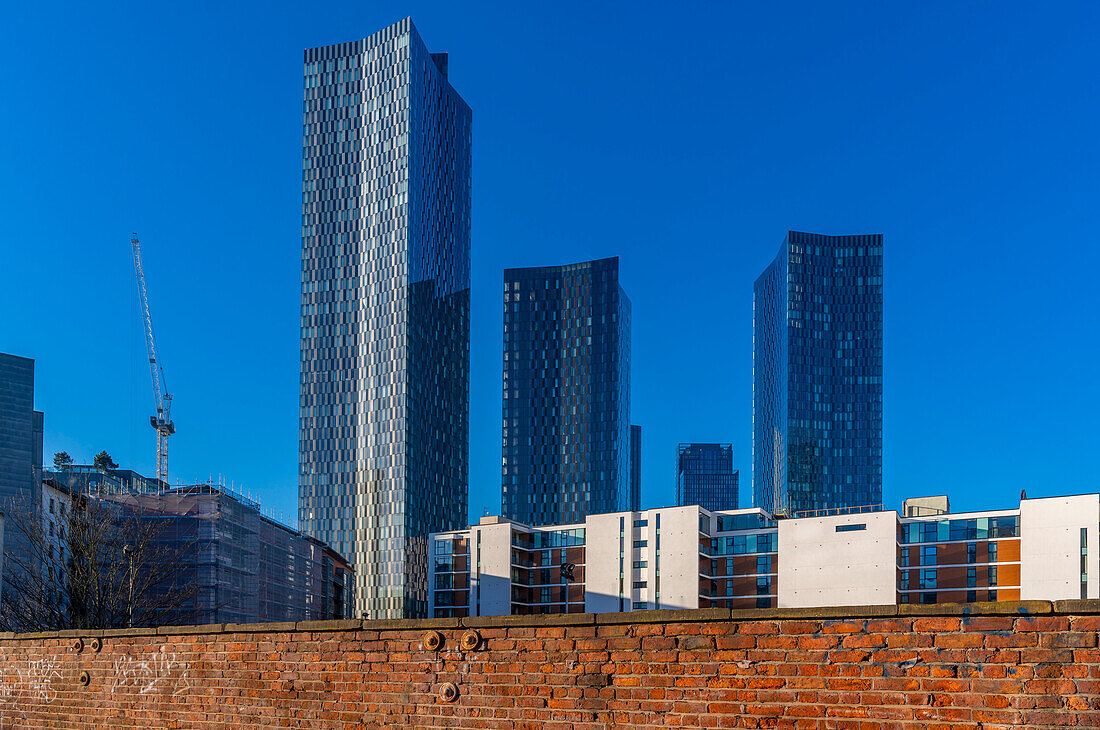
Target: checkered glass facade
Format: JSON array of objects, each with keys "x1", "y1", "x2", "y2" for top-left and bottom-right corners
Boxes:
[
  {"x1": 299, "y1": 18, "x2": 471, "y2": 619},
  {"x1": 677, "y1": 443, "x2": 739, "y2": 512},
  {"x1": 501, "y1": 258, "x2": 631, "y2": 526},
  {"x1": 753, "y1": 232, "x2": 883, "y2": 515}
]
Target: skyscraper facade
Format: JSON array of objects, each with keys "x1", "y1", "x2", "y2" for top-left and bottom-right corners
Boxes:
[
  {"x1": 676, "y1": 443, "x2": 739, "y2": 512},
  {"x1": 753, "y1": 231, "x2": 883, "y2": 515},
  {"x1": 0, "y1": 353, "x2": 42, "y2": 593},
  {"x1": 299, "y1": 18, "x2": 472, "y2": 619},
  {"x1": 501, "y1": 257, "x2": 631, "y2": 526},
  {"x1": 629, "y1": 424, "x2": 642, "y2": 512}
]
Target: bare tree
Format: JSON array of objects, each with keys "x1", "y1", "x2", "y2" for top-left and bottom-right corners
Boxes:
[{"x1": 1, "y1": 480, "x2": 206, "y2": 632}]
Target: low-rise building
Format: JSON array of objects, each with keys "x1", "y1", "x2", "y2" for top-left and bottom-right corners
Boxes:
[
  {"x1": 430, "y1": 493, "x2": 1097, "y2": 617},
  {"x1": 32, "y1": 475, "x2": 354, "y2": 626},
  {"x1": 111, "y1": 483, "x2": 355, "y2": 624}
]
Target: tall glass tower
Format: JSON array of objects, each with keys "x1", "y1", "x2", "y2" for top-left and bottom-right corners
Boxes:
[
  {"x1": 753, "y1": 231, "x2": 883, "y2": 516},
  {"x1": 501, "y1": 257, "x2": 631, "y2": 526},
  {"x1": 0, "y1": 353, "x2": 42, "y2": 594},
  {"x1": 629, "y1": 424, "x2": 642, "y2": 512},
  {"x1": 299, "y1": 18, "x2": 472, "y2": 619},
  {"x1": 676, "y1": 443, "x2": 738, "y2": 512}
]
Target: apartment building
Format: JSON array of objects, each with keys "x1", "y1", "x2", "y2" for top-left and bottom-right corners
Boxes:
[{"x1": 430, "y1": 493, "x2": 1097, "y2": 617}]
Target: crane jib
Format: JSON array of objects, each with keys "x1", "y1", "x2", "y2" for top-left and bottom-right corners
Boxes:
[{"x1": 131, "y1": 235, "x2": 174, "y2": 487}]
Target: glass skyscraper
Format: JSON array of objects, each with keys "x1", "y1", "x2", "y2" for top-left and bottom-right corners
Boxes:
[
  {"x1": 501, "y1": 257, "x2": 631, "y2": 526},
  {"x1": 298, "y1": 18, "x2": 472, "y2": 619},
  {"x1": 0, "y1": 352, "x2": 43, "y2": 595},
  {"x1": 753, "y1": 231, "x2": 883, "y2": 515},
  {"x1": 629, "y1": 424, "x2": 642, "y2": 512},
  {"x1": 676, "y1": 443, "x2": 738, "y2": 512}
]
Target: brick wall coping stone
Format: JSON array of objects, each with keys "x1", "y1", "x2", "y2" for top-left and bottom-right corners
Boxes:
[{"x1": 2, "y1": 598, "x2": 1096, "y2": 640}]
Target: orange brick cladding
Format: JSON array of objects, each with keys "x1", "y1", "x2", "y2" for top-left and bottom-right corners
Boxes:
[{"x1": 1, "y1": 600, "x2": 1098, "y2": 728}]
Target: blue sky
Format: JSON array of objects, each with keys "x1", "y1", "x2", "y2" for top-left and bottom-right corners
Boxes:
[{"x1": 2, "y1": 1, "x2": 1097, "y2": 524}]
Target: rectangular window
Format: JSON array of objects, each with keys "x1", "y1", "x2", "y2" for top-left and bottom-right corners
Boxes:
[
  {"x1": 967, "y1": 566, "x2": 976, "y2": 588},
  {"x1": 967, "y1": 543, "x2": 976, "y2": 564},
  {"x1": 633, "y1": 581, "x2": 647, "y2": 589},
  {"x1": 920, "y1": 569, "x2": 937, "y2": 589},
  {"x1": 835, "y1": 523, "x2": 866, "y2": 532},
  {"x1": 633, "y1": 520, "x2": 648, "y2": 528},
  {"x1": 1082, "y1": 528, "x2": 1088, "y2": 599},
  {"x1": 632, "y1": 561, "x2": 647, "y2": 569},
  {"x1": 988, "y1": 566, "x2": 998, "y2": 586},
  {"x1": 921, "y1": 545, "x2": 937, "y2": 566},
  {"x1": 633, "y1": 540, "x2": 647, "y2": 548}
]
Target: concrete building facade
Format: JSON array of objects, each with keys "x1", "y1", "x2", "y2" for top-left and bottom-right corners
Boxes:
[{"x1": 430, "y1": 493, "x2": 1094, "y2": 617}]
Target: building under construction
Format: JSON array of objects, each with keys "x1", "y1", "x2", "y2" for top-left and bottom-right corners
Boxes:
[{"x1": 44, "y1": 472, "x2": 353, "y2": 624}]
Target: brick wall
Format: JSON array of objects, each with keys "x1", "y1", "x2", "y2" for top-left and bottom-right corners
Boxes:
[{"x1": 0, "y1": 600, "x2": 1097, "y2": 728}]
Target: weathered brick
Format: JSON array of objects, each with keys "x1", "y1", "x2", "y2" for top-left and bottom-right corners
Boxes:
[{"x1": 2, "y1": 601, "x2": 1098, "y2": 727}]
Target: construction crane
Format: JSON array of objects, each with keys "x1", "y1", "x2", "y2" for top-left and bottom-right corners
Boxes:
[{"x1": 131, "y1": 234, "x2": 175, "y2": 487}]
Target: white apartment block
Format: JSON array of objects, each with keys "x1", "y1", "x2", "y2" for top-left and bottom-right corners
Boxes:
[{"x1": 430, "y1": 493, "x2": 1100, "y2": 617}]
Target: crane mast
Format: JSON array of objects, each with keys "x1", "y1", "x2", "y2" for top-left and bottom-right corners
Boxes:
[{"x1": 131, "y1": 234, "x2": 174, "y2": 487}]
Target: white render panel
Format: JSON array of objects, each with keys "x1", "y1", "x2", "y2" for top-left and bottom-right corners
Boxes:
[
  {"x1": 1020, "y1": 495, "x2": 1100, "y2": 601},
  {"x1": 585, "y1": 512, "x2": 626, "y2": 613},
  {"x1": 473, "y1": 523, "x2": 513, "y2": 616},
  {"x1": 778, "y1": 511, "x2": 897, "y2": 607},
  {"x1": 650, "y1": 507, "x2": 702, "y2": 610}
]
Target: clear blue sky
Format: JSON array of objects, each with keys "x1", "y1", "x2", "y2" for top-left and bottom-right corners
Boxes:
[{"x1": 2, "y1": 1, "x2": 1097, "y2": 524}]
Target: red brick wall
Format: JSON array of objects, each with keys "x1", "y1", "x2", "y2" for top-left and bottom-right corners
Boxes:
[{"x1": 0, "y1": 600, "x2": 1096, "y2": 728}]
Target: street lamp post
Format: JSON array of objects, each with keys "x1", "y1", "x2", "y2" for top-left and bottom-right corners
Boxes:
[{"x1": 123, "y1": 544, "x2": 135, "y2": 628}]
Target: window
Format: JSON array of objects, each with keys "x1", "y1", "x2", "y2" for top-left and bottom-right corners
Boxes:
[
  {"x1": 921, "y1": 546, "x2": 937, "y2": 566},
  {"x1": 920, "y1": 569, "x2": 937, "y2": 589},
  {"x1": 632, "y1": 581, "x2": 647, "y2": 589},
  {"x1": 967, "y1": 590, "x2": 977, "y2": 603},
  {"x1": 1082, "y1": 528, "x2": 1089, "y2": 599},
  {"x1": 835, "y1": 523, "x2": 866, "y2": 532},
  {"x1": 988, "y1": 542, "x2": 998, "y2": 562},
  {"x1": 633, "y1": 520, "x2": 647, "y2": 528},
  {"x1": 635, "y1": 602, "x2": 649, "y2": 610},
  {"x1": 967, "y1": 543, "x2": 976, "y2": 564},
  {"x1": 988, "y1": 566, "x2": 998, "y2": 586},
  {"x1": 633, "y1": 540, "x2": 647, "y2": 548},
  {"x1": 632, "y1": 561, "x2": 647, "y2": 569},
  {"x1": 967, "y1": 567, "x2": 976, "y2": 588},
  {"x1": 920, "y1": 592, "x2": 937, "y2": 604}
]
